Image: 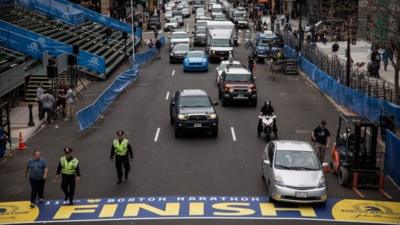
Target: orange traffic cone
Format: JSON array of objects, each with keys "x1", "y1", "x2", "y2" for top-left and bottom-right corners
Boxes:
[{"x1": 18, "y1": 131, "x2": 26, "y2": 151}]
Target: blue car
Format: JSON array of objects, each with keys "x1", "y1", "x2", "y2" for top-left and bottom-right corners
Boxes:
[{"x1": 183, "y1": 51, "x2": 209, "y2": 72}]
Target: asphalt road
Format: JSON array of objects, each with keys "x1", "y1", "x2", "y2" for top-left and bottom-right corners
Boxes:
[{"x1": 0, "y1": 6, "x2": 399, "y2": 225}]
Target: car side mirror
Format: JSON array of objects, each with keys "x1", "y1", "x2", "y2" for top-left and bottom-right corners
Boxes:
[
  {"x1": 254, "y1": 76, "x2": 257, "y2": 80},
  {"x1": 171, "y1": 101, "x2": 176, "y2": 106},
  {"x1": 213, "y1": 101, "x2": 219, "y2": 106},
  {"x1": 263, "y1": 159, "x2": 271, "y2": 166}
]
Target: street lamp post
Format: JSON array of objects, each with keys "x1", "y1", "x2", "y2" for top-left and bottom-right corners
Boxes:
[
  {"x1": 298, "y1": 0, "x2": 304, "y2": 53},
  {"x1": 345, "y1": 16, "x2": 353, "y2": 87},
  {"x1": 130, "y1": 0, "x2": 135, "y2": 62}
]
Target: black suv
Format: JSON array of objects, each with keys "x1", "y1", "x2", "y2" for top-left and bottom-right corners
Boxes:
[
  {"x1": 170, "y1": 89, "x2": 219, "y2": 138},
  {"x1": 147, "y1": 15, "x2": 161, "y2": 30}
]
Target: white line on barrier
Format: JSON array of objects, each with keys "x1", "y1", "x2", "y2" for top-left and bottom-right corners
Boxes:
[
  {"x1": 186, "y1": 23, "x2": 190, "y2": 32},
  {"x1": 172, "y1": 69, "x2": 175, "y2": 76},
  {"x1": 165, "y1": 91, "x2": 170, "y2": 100},
  {"x1": 230, "y1": 127, "x2": 237, "y2": 142},
  {"x1": 154, "y1": 128, "x2": 161, "y2": 142}
]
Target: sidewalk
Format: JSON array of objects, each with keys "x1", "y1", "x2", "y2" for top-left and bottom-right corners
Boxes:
[{"x1": 277, "y1": 16, "x2": 399, "y2": 87}]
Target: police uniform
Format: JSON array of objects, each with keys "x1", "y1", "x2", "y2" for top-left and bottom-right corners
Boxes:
[
  {"x1": 110, "y1": 131, "x2": 133, "y2": 184},
  {"x1": 56, "y1": 147, "x2": 80, "y2": 205}
]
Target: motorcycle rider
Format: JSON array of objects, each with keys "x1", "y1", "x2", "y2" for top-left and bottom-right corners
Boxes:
[{"x1": 258, "y1": 100, "x2": 278, "y2": 137}]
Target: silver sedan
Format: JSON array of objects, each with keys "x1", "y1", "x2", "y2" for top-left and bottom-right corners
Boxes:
[{"x1": 262, "y1": 140, "x2": 328, "y2": 203}]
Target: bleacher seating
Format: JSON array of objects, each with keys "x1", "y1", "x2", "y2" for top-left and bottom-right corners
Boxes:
[
  {"x1": 0, "y1": 47, "x2": 24, "y2": 74},
  {"x1": 0, "y1": 6, "x2": 134, "y2": 76}
]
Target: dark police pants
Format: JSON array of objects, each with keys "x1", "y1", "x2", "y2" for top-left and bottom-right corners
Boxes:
[
  {"x1": 115, "y1": 155, "x2": 130, "y2": 181},
  {"x1": 61, "y1": 174, "x2": 76, "y2": 203},
  {"x1": 29, "y1": 178, "x2": 45, "y2": 203}
]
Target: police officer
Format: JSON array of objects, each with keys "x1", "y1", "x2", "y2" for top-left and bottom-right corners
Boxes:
[
  {"x1": 110, "y1": 131, "x2": 133, "y2": 184},
  {"x1": 56, "y1": 147, "x2": 80, "y2": 205}
]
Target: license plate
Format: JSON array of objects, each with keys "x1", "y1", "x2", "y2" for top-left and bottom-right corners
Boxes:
[
  {"x1": 237, "y1": 94, "x2": 244, "y2": 98},
  {"x1": 295, "y1": 192, "x2": 308, "y2": 198},
  {"x1": 194, "y1": 123, "x2": 202, "y2": 128}
]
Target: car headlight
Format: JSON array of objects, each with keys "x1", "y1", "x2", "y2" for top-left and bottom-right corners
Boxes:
[
  {"x1": 212, "y1": 50, "x2": 215, "y2": 54},
  {"x1": 177, "y1": 114, "x2": 188, "y2": 120},
  {"x1": 208, "y1": 113, "x2": 217, "y2": 119},
  {"x1": 317, "y1": 176, "x2": 326, "y2": 188},
  {"x1": 170, "y1": 52, "x2": 174, "y2": 56},
  {"x1": 274, "y1": 174, "x2": 284, "y2": 187}
]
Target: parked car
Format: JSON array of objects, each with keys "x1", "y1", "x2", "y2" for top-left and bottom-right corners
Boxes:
[
  {"x1": 215, "y1": 59, "x2": 241, "y2": 86},
  {"x1": 262, "y1": 140, "x2": 328, "y2": 203},
  {"x1": 182, "y1": 7, "x2": 190, "y2": 18},
  {"x1": 170, "y1": 43, "x2": 190, "y2": 63},
  {"x1": 183, "y1": 51, "x2": 209, "y2": 72},
  {"x1": 234, "y1": 16, "x2": 248, "y2": 29},
  {"x1": 218, "y1": 66, "x2": 257, "y2": 106},
  {"x1": 147, "y1": 15, "x2": 161, "y2": 30},
  {"x1": 165, "y1": 11, "x2": 173, "y2": 21},
  {"x1": 170, "y1": 89, "x2": 218, "y2": 138},
  {"x1": 213, "y1": 13, "x2": 226, "y2": 21}
]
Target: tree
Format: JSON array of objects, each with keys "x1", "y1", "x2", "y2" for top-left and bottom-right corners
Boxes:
[{"x1": 373, "y1": 0, "x2": 400, "y2": 104}]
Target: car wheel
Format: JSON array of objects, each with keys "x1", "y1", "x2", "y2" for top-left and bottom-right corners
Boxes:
[
  {"x1": 170, "y1": 115, "x2": 174, "y2": 125},
  {"x1": 338, "y1": 166, "x2": 350, "y2": 186},
  {"x1": 174, "y1": 128, "x2": 181, "y2": 138},
  {"x1": 251, "y1": 99, "x2": 257, "y2": 107},
  {"x1": 329, "y1": 161, "x2": 336, "y2": 174},
  {"x1": 211, "y1": 128, "x2": 218, "y2": 137},
  {"x1": 218, "y1": 90, "x2": 222, "y2": 99},
  {"x1": 222, "y1": 98, "x2": 228, "y2": 107},
  {"x1": 262, "y1": 173, "x2": 265, "y2": 181}
]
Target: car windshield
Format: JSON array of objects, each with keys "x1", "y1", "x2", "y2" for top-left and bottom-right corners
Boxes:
[
  {"x1": 174, "y1": 44, "x2": 189, "y2": 51},
  {"x1": 173, "y1": 11, "x2": 182, "y2": 16},
  {"x1": 169, "y1": 18, "x2": 177, "y2": 22},
  {"x1": 172, "y1": 33, "x2": 188, "y2": 39},
  {"x1": 149, "y1": 17, "x2": 159, "y2": 22},
  {"x1": 211, "y1": 39, "x2": 231, "y2": 47},
  {"x1": 274, "y1": 150, "x2": 321, "y2": 170},
  {"x1": 219, "y1": 63, "x2": 241, "y2": 71},
  {"x1": 187, "y1": 51, "x2": 205, "y2": 58},
  {"x1": 179, "y1": 96, "x2": 211, "y2": 107},
  {"x1": 257, "y1": 38, "x2": 279, "y2": 47},
  {"x1": 237, "y1": 17, "x2": 246, "y2": 21},
  {"x1": 235, "y1": 12, "x2": 246, "y2": 17},
  {"x1": 224, "y1": 73, "x2": 251, "y2": 82}
]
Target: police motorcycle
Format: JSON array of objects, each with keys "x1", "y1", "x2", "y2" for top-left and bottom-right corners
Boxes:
[{"x1": 257, "y1": 114, "x2": 277, "y2": 141}]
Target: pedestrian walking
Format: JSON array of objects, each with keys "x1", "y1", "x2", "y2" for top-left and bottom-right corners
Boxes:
[
  {"x1": 40, "y1": 90, "x2": 55, "y2": 124},
  {"x1": 56, "y1": 147, "x2": 80, "y2": 205},
  {"x1": 25, "y1": 150, "x2": 47, "y2": 208},
  {"x1": 36, "y1": 83, "x2": 44, "y2": 120},
  {"x1": 382, "y1": 47, "x2": 393, "y2": 71},
  {"x1": 59, "y1": 85, "x2": 75, "y2": 121},
  {"x1": 248, "y1": 55, "x2": 255, "y2": 74},
  {"x1": 311, "y1": 120, "x2": 331, "y2": 162},
  {"x1": 155, "y1": 38, "x2": 162, "y2": 59},
  {"x1": 0, "y1": 123, "x2": 9, "y2": 158},
  {"x1": 110, "y1": 131, "x2": 133, "y2": 184},
  {"x1": 148, "y1": 39, "x2": 153, "y2": 48}
]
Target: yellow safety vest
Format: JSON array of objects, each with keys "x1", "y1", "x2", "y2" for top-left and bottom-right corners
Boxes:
[
  {"x1": 113, "y1": 139, "x2": 129, "y2": 156},
  {"x1": 60, "y1": 156, "x2": 78, "y2": 175}
]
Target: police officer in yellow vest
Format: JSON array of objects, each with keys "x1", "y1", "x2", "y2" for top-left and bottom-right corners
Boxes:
[
  {"x1": 56, "y1": 147, "x2": 80, "y2": 205},
  {"x1": 110, "y1": 131, "x2": 133, "y2": 184}
]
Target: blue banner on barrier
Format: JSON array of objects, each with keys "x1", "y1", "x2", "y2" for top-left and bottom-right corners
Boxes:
[
  {"x1": 76, "y1": 64, "x2": 139, "y2": 131},
  {"x1": 0, "y1": 20, "x2": 106, "y2": 76},
  {"x1": 76, "y1": 36, "x2": 165, "y2": 131},
  {"x1": 384, "y1": 130, "x2": 400, "y2": 186}
]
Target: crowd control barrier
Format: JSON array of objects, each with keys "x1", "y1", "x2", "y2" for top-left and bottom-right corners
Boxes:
[
  {"x1": 0, "y1": 20, "x2": 106, "y2": 76},
  {"x1": 76, "y1": 36, "x2": 166, "y2": 131},
  {"x1": 284, "y1": 45, "x2": 400, "y2": 187},
  {"x1": 384, "y1": 130, "x2": 400, "y2": 186},
  {"x1": 76, "y1": 64, "x2": 139, "y2": 131},
  {"x1": 284, "y1": 45, "x2": 400, "y2": 128}
]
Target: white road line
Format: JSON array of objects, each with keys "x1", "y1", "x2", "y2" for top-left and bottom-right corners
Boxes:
[
  {"x1": 165, "y1": 91, "x2": 170, "y2": 100},
  {"x1": 154, "y1": 128, "x2": 161, "y2": 142},
  {"x1": 171, "y1": 69, "x2": 175, "y2": 76},
  {"x1": 230, "y1": 126, "x2": 237, "y2": 142}
]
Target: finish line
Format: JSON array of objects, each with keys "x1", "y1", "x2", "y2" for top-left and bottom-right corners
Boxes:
[{"x1": 0, "y1": 196, "x2": 399, "y2": 224}]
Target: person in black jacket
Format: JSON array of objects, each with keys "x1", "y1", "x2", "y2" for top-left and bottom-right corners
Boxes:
[
  {"x1": 258, "y1": 100, "x2": 277, "y2": 136},
  {"x1": 110, "y1": 131, "x2": 133, "y2": 184}
]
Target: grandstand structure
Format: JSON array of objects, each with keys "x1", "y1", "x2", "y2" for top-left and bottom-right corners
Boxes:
[{"x1": 0, "y1": 0, "x2": 141, "y2": 104}]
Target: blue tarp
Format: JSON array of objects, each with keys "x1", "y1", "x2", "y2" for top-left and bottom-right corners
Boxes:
[
  {"x1": 384, "y1": 130, "x2": 400, "y2": 186},
  {"x1": 76, "y1": 36, "x2": 166, "y2": 131},
  {"x1": 0, "y1": 20, "x2": 106, "y2": 76}
]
